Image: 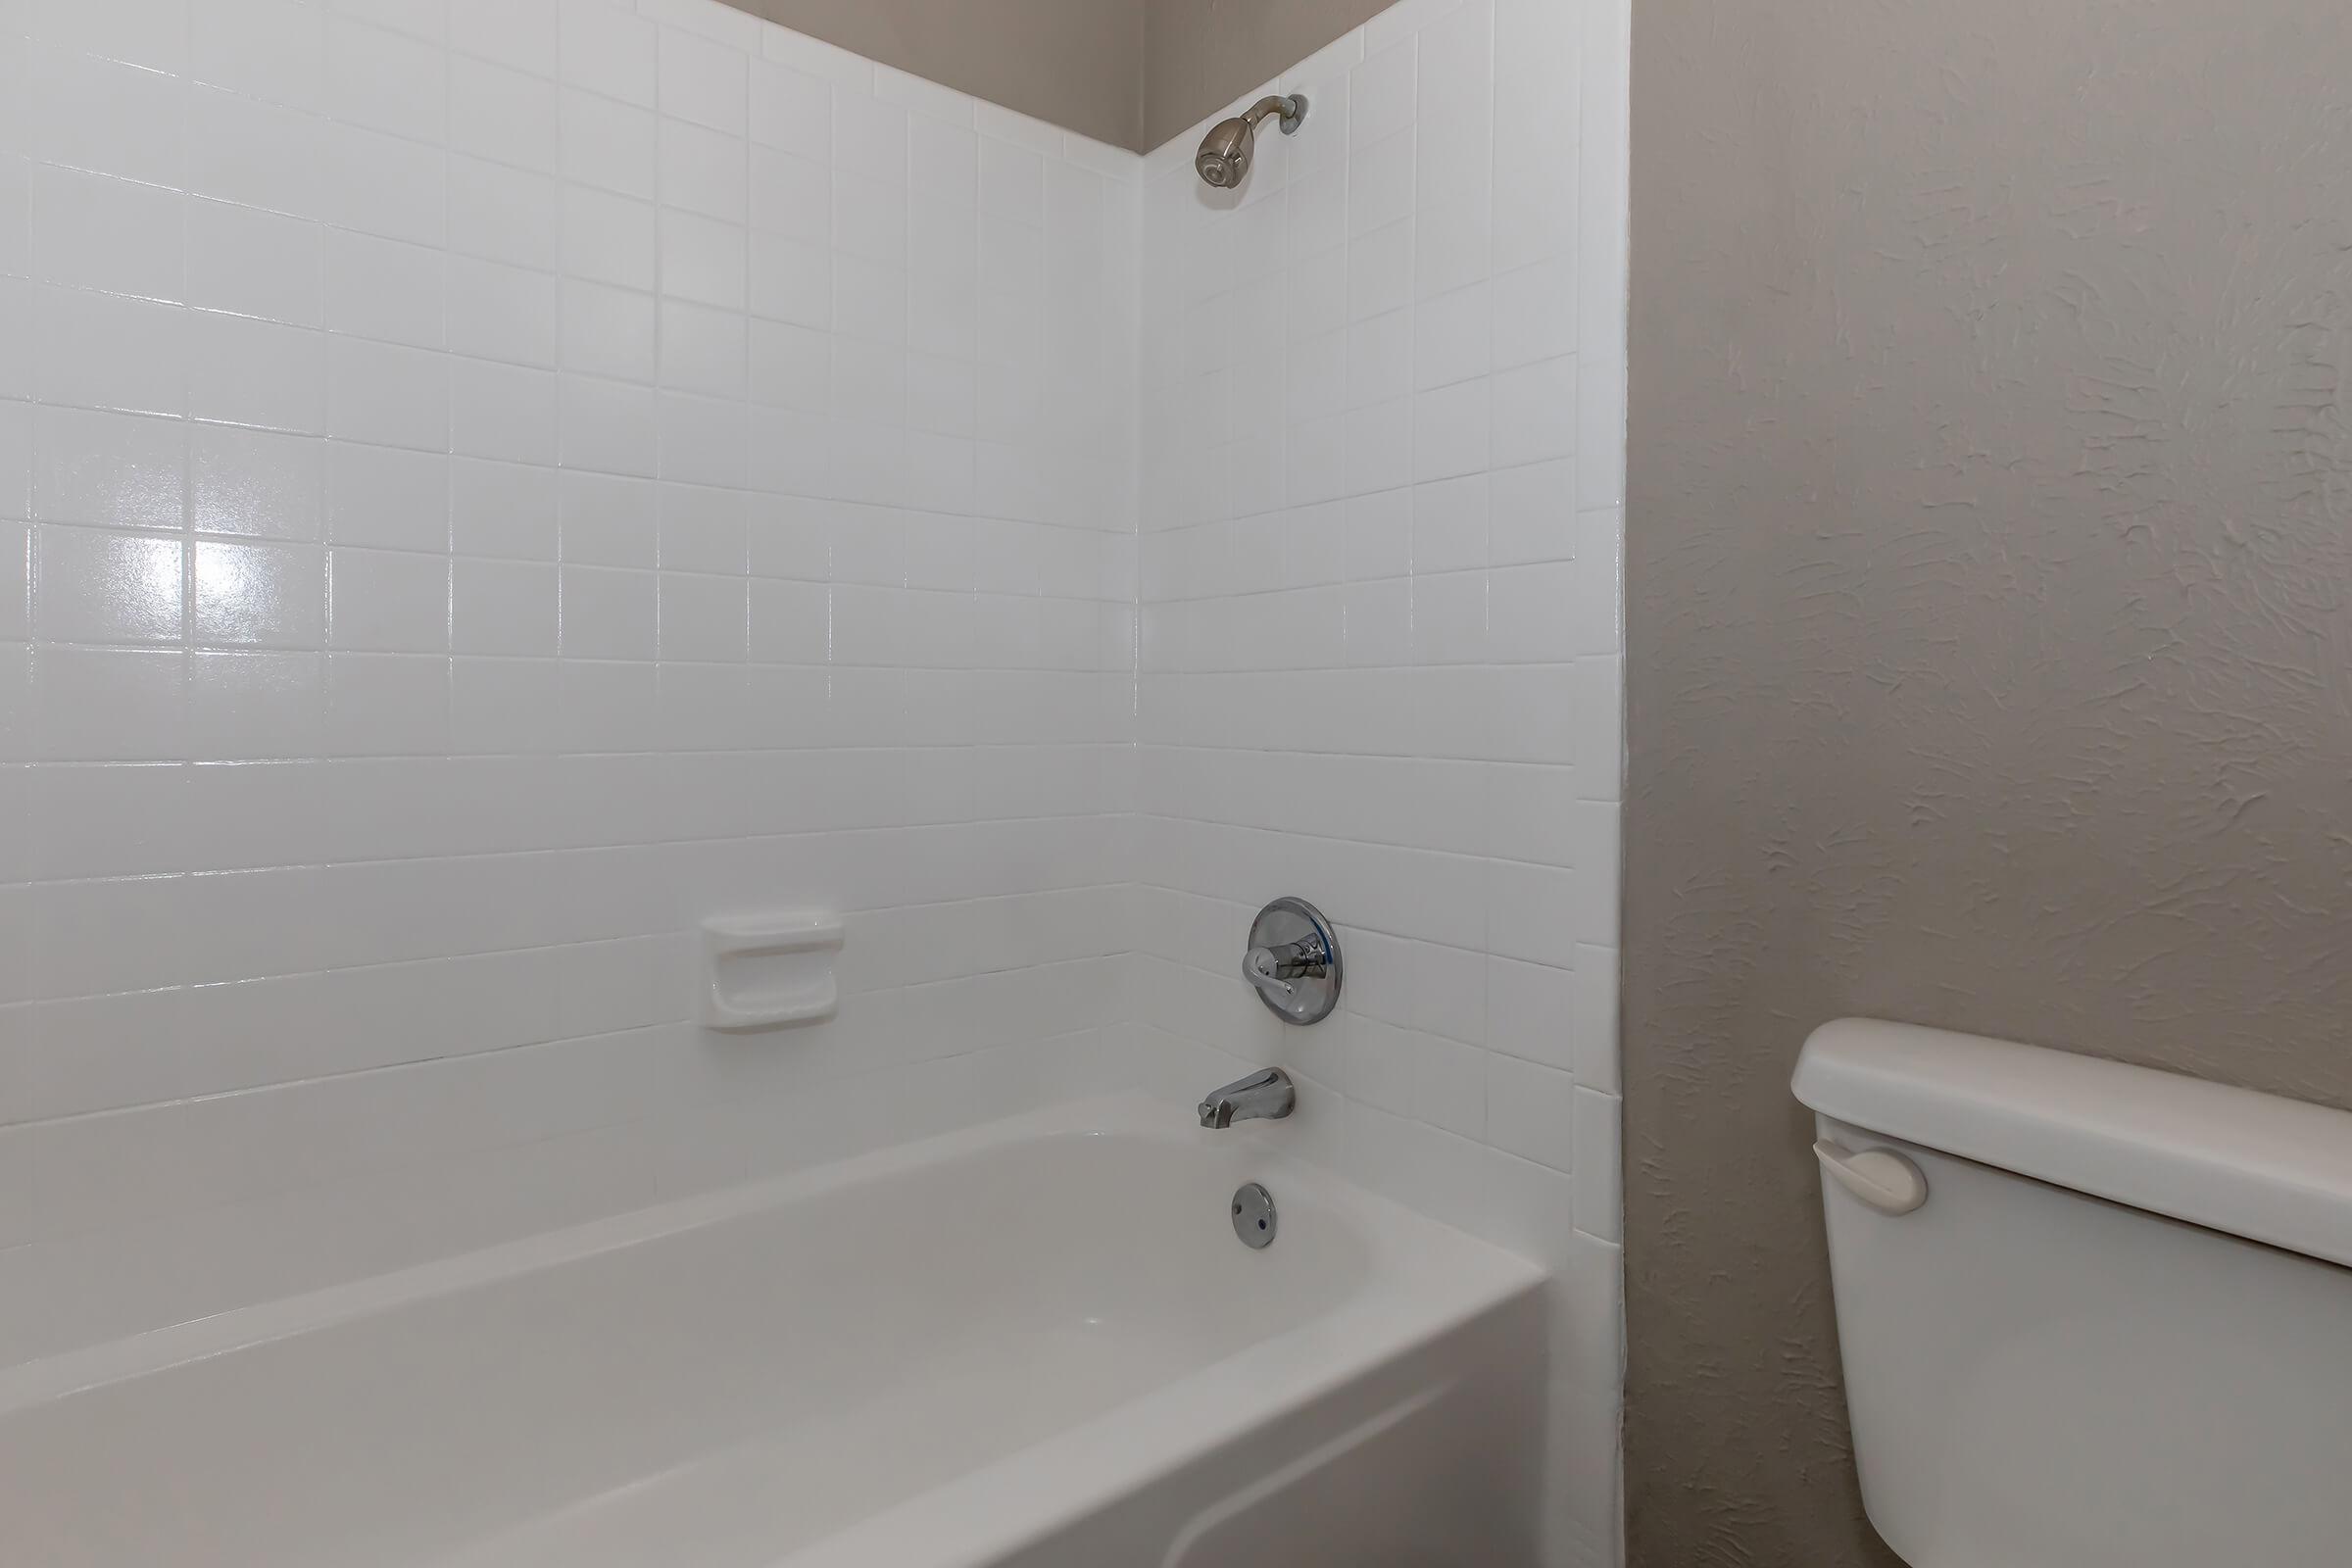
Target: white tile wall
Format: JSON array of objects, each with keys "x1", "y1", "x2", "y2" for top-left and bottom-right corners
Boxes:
[
  {"x1": 0, "y1": 0, "x2": 1143, "y2": 1364},
  {"x1": 1130, "y1": 1, "x2": 1628, "y2": 1562},
  {"x1": 0, "y1": 1, "x2": 1625, "y2": 1557}
]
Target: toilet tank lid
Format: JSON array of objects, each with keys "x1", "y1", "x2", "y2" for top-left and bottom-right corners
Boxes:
[{"x1": 1792, "y1": 1019, "x2": 2352, "y2": 1270}]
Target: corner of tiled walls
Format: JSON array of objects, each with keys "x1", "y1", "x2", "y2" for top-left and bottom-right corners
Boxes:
[
  {"x1": 1129, "y1": 0, "x2": 1628, "y2": 1560},
  {"x1": 0, "y1": 0, "x2": 1144, "y2": 1365},
  {"x1": 0, "y1": 0, "x2": 1623, "y2": 1557}
]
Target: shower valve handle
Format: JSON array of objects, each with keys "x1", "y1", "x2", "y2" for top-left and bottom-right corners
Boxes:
[
  {"x1": 1244, "y1": 936, "x2": 1328, "y2": 998},
  {"x1": 1241, "y1": 897, "x2": 1343, "y2": 1025},
  {"x1": 1244, "y1": 946, "x2": 1296, "y2": 996}
]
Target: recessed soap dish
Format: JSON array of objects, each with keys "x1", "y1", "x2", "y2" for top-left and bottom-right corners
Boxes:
[{"x1": 700, "y1": 912, "x2": 844, "y2": 1030}]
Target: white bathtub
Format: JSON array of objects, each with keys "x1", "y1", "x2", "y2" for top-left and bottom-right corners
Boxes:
[{"x1": 0, "y1": 1095, "x2": 1548, "y2": 1568}]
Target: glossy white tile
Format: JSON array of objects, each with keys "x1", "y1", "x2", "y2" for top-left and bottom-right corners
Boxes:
[
  {"x1": 2, "y1": 26, "x2": 1617, "y2": 1560},
  {"x1": 1133, "y1": 4, "x2": 1624, "y2": 1554}
]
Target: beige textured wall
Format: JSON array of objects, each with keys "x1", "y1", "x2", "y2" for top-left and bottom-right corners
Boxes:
[
  {"x1": 724, "y1": 0, "x2": 1149, "y2": 148},
  {"x1": 1623, "y1": 1, "x2": 2352, "y2": 1565},
  {"x1": 1138, "y1": 0, "x2": 1390, "y2": 147}
]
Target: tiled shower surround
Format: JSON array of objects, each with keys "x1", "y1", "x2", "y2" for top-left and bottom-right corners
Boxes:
[
  {"x1": 1131, "y1": 1, "x2": 1629, "y2": 1559},
  {"x1": 0, "y1": 0, "x2": 1140, "y2": 1358},
  {"x1": 0, "y1": 0, "x2": 1625, "y2": 1559}
]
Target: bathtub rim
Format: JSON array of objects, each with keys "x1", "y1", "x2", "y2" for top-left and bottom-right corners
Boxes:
[
  {"x1": 775, "y1": 1204, "x2": 1546, "y2": 1568},
  {"x1": 0, "y1": 1089, "x2": 1548, "y2": 1567}
]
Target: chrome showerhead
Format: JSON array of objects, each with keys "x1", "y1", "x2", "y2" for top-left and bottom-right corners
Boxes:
[{"x1": 1195, "y1": 93, "x2": 1307, "y2": 189}]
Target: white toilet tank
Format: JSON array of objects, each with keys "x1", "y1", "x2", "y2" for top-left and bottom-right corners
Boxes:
[{"x1": 1792, "y1": 1019, "x2": 2352, "y2": 1568}]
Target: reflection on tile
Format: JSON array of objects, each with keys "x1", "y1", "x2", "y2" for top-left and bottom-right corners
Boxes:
[
  {"x1": 37, "y1": 525, "x2": 183, "y2": 644},
  {"x1": 192, "y1": 538, "x2": 324, "y2": 647}
]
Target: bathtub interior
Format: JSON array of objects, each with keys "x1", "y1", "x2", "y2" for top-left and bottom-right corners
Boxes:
[{"x1": 0, "y1": 1114, "x2": 1393, "y2": 1568}]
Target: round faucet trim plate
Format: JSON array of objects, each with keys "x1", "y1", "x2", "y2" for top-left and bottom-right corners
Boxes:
[
  {"x1": 1243, "y1": 897, "x2": 1343, "y2": 1025},
  {"x1": 1232, "y1": 1182, "x2": 1277, "y2": 1249}
]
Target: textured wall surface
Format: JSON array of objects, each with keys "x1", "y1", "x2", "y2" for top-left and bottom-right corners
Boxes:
[
  {"x1": 1624, "y1": 0, "x2": 2352, "y2": 1564},
  {"x1": 716, "y1": 0, "x2": 1148, "y2": 149}
]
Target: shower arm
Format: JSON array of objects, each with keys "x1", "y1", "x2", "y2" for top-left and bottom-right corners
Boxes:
[{"x1": 1242, "y1": 95, "x2": 1307, "y2": 135}]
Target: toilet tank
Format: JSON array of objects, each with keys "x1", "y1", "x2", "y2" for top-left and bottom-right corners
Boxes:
[{"x1": 1792, "y1": 1020, "x2": 2352, "y2": 1568}]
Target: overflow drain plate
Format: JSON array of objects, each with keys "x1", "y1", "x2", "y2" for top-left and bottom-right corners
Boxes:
[{"x1": 1232, "y1": 1182, "x2": 1277, "y2": 1250}]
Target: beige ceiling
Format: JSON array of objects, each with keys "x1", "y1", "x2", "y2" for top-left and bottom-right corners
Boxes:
[{"x1": 719, "y1": 0, "x2": 1392, "y2": 152}]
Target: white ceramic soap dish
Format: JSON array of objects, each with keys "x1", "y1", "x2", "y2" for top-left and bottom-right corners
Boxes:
[{"x1": 700, "y1": 912, "x2": 844, "y2": 1030}]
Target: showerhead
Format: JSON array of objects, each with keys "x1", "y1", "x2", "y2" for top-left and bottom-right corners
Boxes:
[
  {"x1": 1195, "y1": 119, "x2": 1253, "y2": 189},
  {"x1": 1195, "y1": 94, "x2": 1307, "y2": 189}
]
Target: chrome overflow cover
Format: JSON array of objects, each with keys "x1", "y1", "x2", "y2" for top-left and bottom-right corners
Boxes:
[
  {"x1": 1232, "y1": 1182, "x2": 1277, "y2": 1249},
  {"x1": 1242, "y1": 897, "x2": 1343, "y2": 1025}
]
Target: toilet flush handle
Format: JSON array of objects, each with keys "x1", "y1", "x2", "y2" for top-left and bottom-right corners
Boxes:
[{"x1": 1813, "y1": 1140, "x2": 1930, "y2": 1215}]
